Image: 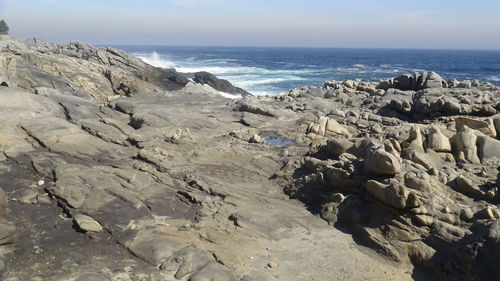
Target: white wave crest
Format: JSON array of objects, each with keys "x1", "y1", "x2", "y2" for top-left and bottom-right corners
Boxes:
[
  {"x1": 487, "y1": 76, "x2": 500, "y2": 82},
  {"x1": 137, "y1": 52, "x2": 175, "y2": 69},
  {"x1": 218, "y1": 91, "x2": 242, "y2": 99},
  {"x1": 226, "y1": 76, "x2": 307, "y2": 87}
]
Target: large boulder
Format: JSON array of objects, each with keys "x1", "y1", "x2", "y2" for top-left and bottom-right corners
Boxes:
[
  {"x1": 378, "y1": 72, "x2": 444, "y2": 91},
  {"x1": 451, "y1": 126, "x2": 481, "y2": 164},
  {"x1": 426, "y1": 127, "x2": 451, "y2": 152},
  {"x1": 455, "y1": 117, "x2": 496, "y2": 138},
  {"x1": 476, "y1": 135, "x2": 500, "y2": 161},
  {"x1": 364, "y1": 148, "x2": 401, "y2": 176}
]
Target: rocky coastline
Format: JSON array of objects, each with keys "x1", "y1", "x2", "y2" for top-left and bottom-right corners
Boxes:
[{"x1": 0, "y1": 35, "x2": 499, "y2": 281}]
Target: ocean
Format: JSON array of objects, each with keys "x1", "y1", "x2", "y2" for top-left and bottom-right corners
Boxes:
[{"x1": 116, "y1": 45, "x2": 500, "y2": 95}]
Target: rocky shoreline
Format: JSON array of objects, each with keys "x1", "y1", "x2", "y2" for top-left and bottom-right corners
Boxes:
[{"x1": 0, "y1": 35, "x2": 499, "y2": 281}]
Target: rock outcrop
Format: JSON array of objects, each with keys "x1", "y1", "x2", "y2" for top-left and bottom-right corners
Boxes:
[{"x1": 0, "y1": 34, "x2": 499, "y2": 281}]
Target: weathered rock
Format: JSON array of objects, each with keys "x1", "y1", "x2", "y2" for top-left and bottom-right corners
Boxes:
[
  {"x1": 161, "y1": 246, "x2": 213, "y2": 279},
  {"x1": 426, "y1": 127, "x2": 451, "y2": 152},
  {"x1": 476, "y1": 135, "x2": 500, "y2": 161},
  {"x1": 364, "y1": 180, "x2": 411, "y2": 209},
  {"x1": 0, "y1": 188, "x2": 8, "y2": 217},
  {"x1": 451, "y1": 126, "x2": 481, "y2": 164},
  {"x1": 74, "y1": 214, "x2": 103, "y2": 232},
  {"x1": 189, "y1": 261, "x2": 237, "y2": 281},
  {"x1": 364, "y1": 148, "x2": 401, "y2": 176},
  {"x1": 0, "y1": 219, "x2": 19, "y2": 245},
  {"x1": 455, "y1": 117, "x2": 497, "y2": 137},
  {"x1": 127, "y1": 235, "x2": 185, "y2": 265}
]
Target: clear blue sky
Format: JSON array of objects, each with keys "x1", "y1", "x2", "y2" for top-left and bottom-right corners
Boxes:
[{"x1": 1, "y1": 0, "x2": 499, "y2": 49}]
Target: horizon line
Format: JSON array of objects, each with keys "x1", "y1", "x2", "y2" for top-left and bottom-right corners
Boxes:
[{"x1": 96, "y1": 43, "x2": 500, "y2": 52}]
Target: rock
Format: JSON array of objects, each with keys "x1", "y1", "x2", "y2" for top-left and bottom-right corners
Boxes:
[
  {"x1": 407, "y1": 149, "x2": 443, "y2": 170},
  {"x1": 127, "y1": 235, "x2": 185, "y2": 265},
  {"x1": 364, "y1": 180, "x2": 410, "y2": 209},
  {"x1": 249, "y1": 134, "x2": 263, "y2": 144},
  {"x1": 453, "y1": 175, "x2": 491, "y2": 199},
  {"x1": 161, "y1": 246, "x2": 213, "y2": 279},
  {"x1": 475, "y1": 207, "x2": 498, "y2": 220},
  {"x1": 381, "y1": 72, "x2": 444, "y2": 91},
  {"x1": 325, "y1": 118, "x2": 351, "y2": 137},
  {"x1": 326, "y1": 139, "x2": 355, "y2": 158},
  {"x1": 74, "y1": 272, "x2": 110, "y2": 281},
  {"x1": 192, "y1": 71, "x2": 250, "y2": 96},
  {"x1": 235, "y1": 99, "x2": 278, "y2": 117},
  {"x1": 307, "y1": 117, "x2": 351, "y2": 137},
  {"x1": 455, "y1": 117, "x2": 496, "y2": 137},
  {"x1": 74, "y1": 214, "x2": 103, "y2": 232},
  {"x1": 267, "y1": 262, "x2": 279, "y2": 268},
  {"x1": 426, "y1": 127, "x2": 451, "y2": 152},
  {"x1": 364, "y1": 148, "x2": 401, "y2": 176},
  {"x1": 0, "y1": 219, "x2": 19, "y2": 245},
  {"x1": 451, "y1": 126, "x2": 481, "y2": 164},
  {"x1": 493, "y1": 117, "x2": 500, "y2": 139},
  {"x1": 18, "y1": 190, "x2": 39, "y2": 204},
  {"x1": 423, "y1": 72, "x2": 444, "y2": 89},
  {"x1": 36, "y1": 193, "x2": 52, "y2": 205},
  {"x1": 0, "y1": 188, "x2": 8, "y2": 217},
  {"x1": 189, "y1": 261, "x2": 237, "y2": 281},
  {"x1": 476, "y1": 135, "x2": 500, "y2": 161}
]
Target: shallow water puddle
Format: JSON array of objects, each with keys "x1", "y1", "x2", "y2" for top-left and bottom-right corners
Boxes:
[{"x1": 262, "y1": 135, "x2": 295, "y2": 146}]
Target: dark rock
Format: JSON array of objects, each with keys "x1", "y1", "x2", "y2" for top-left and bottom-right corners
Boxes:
[{"x1": 193, "y1": 71, "x2": 250, "y2": 96}]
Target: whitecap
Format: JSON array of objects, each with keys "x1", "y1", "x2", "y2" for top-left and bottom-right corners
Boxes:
[
  {"x1": 136, "y1": 51, "x2": 175, "y2": 69},
  {"x1": 217, "y1": 91, "x2": 242, "y2": 99},
  {"x1": 487, "y1": 75, "x2": 500, "y2": 82},
  {"x1": 353, "y1": 64, "x2": 366, "y2": 68},
  {"x1": 231, "y1": 76, "x2": 307, "y2": 87}
]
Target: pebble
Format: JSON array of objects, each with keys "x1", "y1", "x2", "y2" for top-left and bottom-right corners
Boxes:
[
  {"x1": 37, "y1": 180, "x2": 45, "y2": 186},
  {"x1": 267, "y1": 262, "x2": 279, "y2": 269}
]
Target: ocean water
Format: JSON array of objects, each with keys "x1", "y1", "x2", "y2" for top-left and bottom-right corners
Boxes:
[{"x1": 116, "y1": 45, "x2": 500, "y2": 95}]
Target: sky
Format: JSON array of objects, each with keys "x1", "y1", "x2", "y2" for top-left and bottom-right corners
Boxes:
[{"x1": 1, "y1": 0, "x2": 499, "y2": 49}]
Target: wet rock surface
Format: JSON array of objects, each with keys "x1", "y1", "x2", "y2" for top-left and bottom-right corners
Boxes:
[{"x1": 1, "y1": 35, "x2": 499, "y2": 280}]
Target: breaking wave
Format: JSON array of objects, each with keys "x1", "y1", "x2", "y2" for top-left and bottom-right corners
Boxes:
[{"x1": 136, "y1": 52, "x2": 175, "y2": 69}]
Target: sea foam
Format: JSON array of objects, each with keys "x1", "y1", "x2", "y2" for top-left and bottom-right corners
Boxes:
[{"x1": 137, "y1": 52, "x2": 175, "y2": 69}]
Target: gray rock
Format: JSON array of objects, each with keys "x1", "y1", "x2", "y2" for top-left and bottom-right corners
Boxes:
[
  {"x1": 127, "y1": 235, "x2": 185, "y2": 265},
  {"x1": 189, "y1": 261, "x2": 237, "y2": 281},
  {"x1": 73, "y1": 272, "x2": 110, "y2": 281},
  {"x1": 0, "y1": 219, "x2": 19, "y2": 245},
  {"x1": 161, "y1": 246, "x2": 213, "y2": 279},
  {"x1": 192, "y1": 71, "x2": 250, "y2": 96},
  {"x1": 74, "y1": 214, "x2": 103, "y2": 232},
  {"x1": 0, "y1": 188, "x2": 8, "y2": 217}
]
